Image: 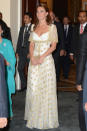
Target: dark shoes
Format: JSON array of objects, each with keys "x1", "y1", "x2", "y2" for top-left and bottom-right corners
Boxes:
[
  {"x1": 17, "y1": 87, "x2": 26, "y2": 92},
  {"x1": 21, "y1": 87, "x2": 26, "y2": 92}
]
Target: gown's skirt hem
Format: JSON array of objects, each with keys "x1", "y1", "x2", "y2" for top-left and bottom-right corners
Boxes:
[{"x1": 26, "y1": 123, "x2": 59, "y2": 129}]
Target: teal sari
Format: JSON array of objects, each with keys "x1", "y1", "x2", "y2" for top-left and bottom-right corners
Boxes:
[{"x1": 0, "y1": 38, "x2": 16, "y2": 117}]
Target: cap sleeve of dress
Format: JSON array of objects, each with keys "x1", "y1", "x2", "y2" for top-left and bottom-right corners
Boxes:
[
  {"x1": 49, "y1": 24, "x2": 58, "y2": 43},
  {"x1": 29, "y1": 24, "x2": 34, "y2": 42}
]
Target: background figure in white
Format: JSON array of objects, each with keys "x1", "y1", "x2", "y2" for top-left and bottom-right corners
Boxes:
[
  {"x1": 25, "y1": 4, "x2": 59, "y2": 129},
  {"x1": 15, "y1": 58, "x2": 21, "y2": 91}
]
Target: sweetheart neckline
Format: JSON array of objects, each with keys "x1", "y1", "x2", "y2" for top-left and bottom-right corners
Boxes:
[{"x1": 33, "y1": 31, "x2": 49, "y2": 38}]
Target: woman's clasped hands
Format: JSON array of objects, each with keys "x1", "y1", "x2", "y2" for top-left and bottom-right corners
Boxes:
[{"x1": 31, "y1": 55, "x2": 44, "y2": 65}]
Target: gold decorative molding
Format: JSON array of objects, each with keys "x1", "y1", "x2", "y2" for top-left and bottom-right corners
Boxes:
[
  {"x1": 68, "y1": 0, "x2": 82, "y2": 22},
  {"x1": 40, "y1": 0, "x2": 53, "y2": 10},
  {"x1": 82, "y1": 1, "x2": 87, "y2": 10}
]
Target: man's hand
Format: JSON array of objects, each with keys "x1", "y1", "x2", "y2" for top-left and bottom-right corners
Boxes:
[
  {"x1": 76, "y1": 85, "x2": 83, "y2": 91},
  {"x1": 85, "y1": 103, "x2": 87, "y2": 112},
  {"x1": 0, "y1": 118, "x2": 7, "y2": 128},
  {"x1": 70, "y1": 55, "x2": 74, "y2": 61},
  {"x1": 60, "y1": 50, "x2": 65, "y2": 56},
  {"x1": 16, "y1": 53, "x2": 19, "y2": 59}
]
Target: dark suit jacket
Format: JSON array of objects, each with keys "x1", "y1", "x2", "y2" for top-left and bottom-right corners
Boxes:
[
  {"x1": 0, "y1": 54, "x2": 8, "y2": 118},
  {"x1": 71, "y1": 24, "x2": 87, "y2": 85},
  {"x1": 53, "y1": 21, "x2": 65, "y2": 58},
  {"x1": 63, "y1": 24, "x2": 73, "y2": 54},
  {"x1": 16, "y1": 24, "x2": 32, "y2": 57}
]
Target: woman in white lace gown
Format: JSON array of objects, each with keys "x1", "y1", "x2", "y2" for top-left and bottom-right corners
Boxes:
[{"x1": 25, "y1": 4, "x2": 59, "y2": 129}]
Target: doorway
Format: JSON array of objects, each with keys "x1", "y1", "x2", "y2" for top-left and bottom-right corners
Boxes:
[
  {"x1": 22, "y1": 0, "x2": 37, "y2": 25},
  {"x1": 53, "y1": 0, "x2": 68, "y2": 21}
]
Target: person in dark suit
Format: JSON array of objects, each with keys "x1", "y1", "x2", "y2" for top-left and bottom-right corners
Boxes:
[
  {"x1": 0, "y1": 54, "x2": 8, "y2": 128},
  {"x1": 16, "y1": 12, "x2": 32, "y2": 91},
  {"x1": 49, "y1": 11, "x2": 65, "y2": 81},
  {"x1": 70, "y1": 11, "x2": 87, "y2": 131},
  {"x1": 62, "y1": 16, "x2": 73, "y2": 79}
]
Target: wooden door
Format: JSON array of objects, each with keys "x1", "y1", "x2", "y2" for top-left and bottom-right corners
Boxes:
[
  {"x1": 22, "y1": 0, "x2": 40, "y2": 25},
  {"x1": 68, "y1": 0, "x2": 82, "y2": 23}
]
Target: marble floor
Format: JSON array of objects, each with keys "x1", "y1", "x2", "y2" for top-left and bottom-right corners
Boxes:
[
  {"x1": 2, "y1": 63, "x2": 81, "y2": 131},
  {"x1": 2, "y1": 90, "x2": 80, "y2": 131}
]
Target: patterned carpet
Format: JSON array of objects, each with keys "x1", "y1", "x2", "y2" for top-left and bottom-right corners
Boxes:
[{"x1": 57, "y1": 64, "x2": 77, "y2": 92}]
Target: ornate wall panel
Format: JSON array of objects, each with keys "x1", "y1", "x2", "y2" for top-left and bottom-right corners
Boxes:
[
  {"x1": 22, "y1": 0, "x2": 53, "y2": 24},
  {"x1": 40, "y1": 0, "x2": 53, "y2": 10},
  {"x1": 22, "y1": 0, "x2": 38, "y2": 24},
  {"x1": 68, "y1": 0, "x2": 82, "y2": 22}
]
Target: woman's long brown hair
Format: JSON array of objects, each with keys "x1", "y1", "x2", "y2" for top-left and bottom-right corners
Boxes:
[{"x1": 34, "y1": 4, "x2": 52, "y2": 30}]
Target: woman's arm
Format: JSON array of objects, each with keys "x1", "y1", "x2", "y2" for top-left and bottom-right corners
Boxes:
[
  {"x1": 29, "y1": 42, "x2": 34, "y2": 59},
  {"x1": 39, "y1": 42, "x2": 57, "y2": 64},
  {"x1": 29, "y1": 42, "x2": 39, "y2": 65}
]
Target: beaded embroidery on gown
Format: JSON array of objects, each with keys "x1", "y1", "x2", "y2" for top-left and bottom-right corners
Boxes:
[{"x1": 25, "y1": 24, "x2": 59, "y2": 129}]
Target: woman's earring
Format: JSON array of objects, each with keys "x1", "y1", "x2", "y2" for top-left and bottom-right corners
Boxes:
[{"x1": 0, "y1": 33, "x2": 2, "y2": 37}]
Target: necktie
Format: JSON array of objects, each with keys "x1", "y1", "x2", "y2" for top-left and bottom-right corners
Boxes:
[
  {"x1": 64, "y1": 25, "x2": 67, "y2": 37},
  {"x1": 22, "y1": 25, "x2": 29, "y2": 47},
  {"x1": 80, "y1": 24, "x2": 83, "y2": 34},
  {"x1": 25, "y1": 25, "x2": 28, "y2": 33}
]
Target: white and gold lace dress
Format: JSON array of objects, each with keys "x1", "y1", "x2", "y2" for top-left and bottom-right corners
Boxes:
[{"x1": 25, "y1": 24, "x2": 59, "y2": 129}]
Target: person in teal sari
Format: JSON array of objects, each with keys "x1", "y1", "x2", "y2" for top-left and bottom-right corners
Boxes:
[{"x1": 0, "y1": 20, "x2": 16, "y2": 118}]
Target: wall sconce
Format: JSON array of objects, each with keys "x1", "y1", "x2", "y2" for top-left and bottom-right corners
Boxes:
[{"x1": 83, "y1": 2, "x2": 87, "y2": 10}]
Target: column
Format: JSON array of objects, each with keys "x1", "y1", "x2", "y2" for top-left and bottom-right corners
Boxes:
[{"x1": 10, "y1": 0, "x2": 22, "y2": 50}]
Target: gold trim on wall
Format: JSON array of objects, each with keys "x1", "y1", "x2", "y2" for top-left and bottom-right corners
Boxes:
[
  {"x1": 40, "y1": 0, "x2": 53, "y2": 10},
  {"x1": 40, "y1": 2, "x2": 47, "y2": 6},
  {"x1": 82, "y1": 1, "x2": 87, "y2": 10},
  {"x1": 68, "y1": 0, "x2": 82, "y2": 22}
]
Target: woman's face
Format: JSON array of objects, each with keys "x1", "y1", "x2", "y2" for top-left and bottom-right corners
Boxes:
[
  {"x1": 0, "y1": 25, "x2": 3, "y2": 36},
  {"x1": 36, "y1": 7, "x2": 48, "y2": 21}
]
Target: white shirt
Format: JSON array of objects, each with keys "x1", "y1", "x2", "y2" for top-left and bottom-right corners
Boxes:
[
  {"x1": 24, "y1": 23, "x2": 31, "y2": 32},
  {"x1": 64, "y1": 24, "x2": 69, "y2": 36},
  {"x1": 64, "y1": 24, "x2": 69, "y2": 31},
  {"x1": 80, "y1": 22, "x2": 87, "y2": 32}
]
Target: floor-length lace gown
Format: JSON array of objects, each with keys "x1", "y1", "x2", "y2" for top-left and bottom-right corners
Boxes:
[{"x1": 25, "y1": 24, "x2": 59, "y2": 129}]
